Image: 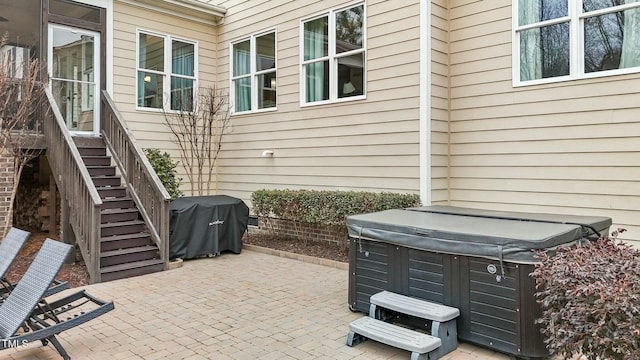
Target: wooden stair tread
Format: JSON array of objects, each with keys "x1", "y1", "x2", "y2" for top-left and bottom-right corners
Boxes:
[
  {"x1": 100, "y1": 259, "x2": 164, "y2": 274},
  {"x1": 96, "y1": 185, "x2": 126, "y2": 190},
  {"x1": 101, "y1": 245, "x2": 158, "y2": 258},
  {"x1": 101, "y1": 196, "x2": 133, "y2": 202},
  {"x1": 101, "y1": 232, "x2": 151, "y2": 241},
  {"x1": 100, "y1": 220, "x2": 145, "y2": 228},
  {"x1": 101, "y1": 208, "x2": 138, "y2": 214}
]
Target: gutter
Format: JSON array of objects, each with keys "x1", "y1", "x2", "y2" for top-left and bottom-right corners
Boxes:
[{"x1": 122, "y1": 0, "x2": 227, "y2": 25}]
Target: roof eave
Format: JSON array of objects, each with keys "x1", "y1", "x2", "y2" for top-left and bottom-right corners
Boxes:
[{"x1": 123, "y1": 0, "x2": 227, "y2": 26}]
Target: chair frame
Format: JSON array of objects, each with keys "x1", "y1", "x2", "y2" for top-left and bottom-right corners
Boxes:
[{"x1": 0, "y1": 238, "x2": 114, "y2": 360}]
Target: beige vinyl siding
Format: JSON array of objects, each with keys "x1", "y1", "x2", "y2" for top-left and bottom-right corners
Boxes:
[
  {"x1": 214, "y1": 0, "x2": 423, "y2": 208},
  {"x1": 430, "y1": 0, "x2": 450, "y2": 204},
  {"x1": 448, "y1": 0, "x2": 640, "y2": 244},
  {"x1": 111, "y1": 1, "x2": 219, "y2": 195}
]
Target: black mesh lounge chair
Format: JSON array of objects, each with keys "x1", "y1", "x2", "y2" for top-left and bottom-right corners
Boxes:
[
  {"x1": 0, "y1": 227, "x2": 68, "y2": 299},
  {"x1": 0, "y1": 227, "x2": 31, "y2": 293},
  {"x1": 0, "y1": 238, "x2": 115, "y2": 360}
]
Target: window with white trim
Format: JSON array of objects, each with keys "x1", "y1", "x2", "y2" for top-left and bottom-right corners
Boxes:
[
  {"x1": 230, "y1": 31, "x2": 277, "y2": 113},
  {"x1": 301, "y1": 3, "x2": 365, "y2": 105},
  {"x1": 137, "y1": 31, "x2": 197, "y2": 111},
  {"x1": 514, "y1": 0, "x2": 640, "y2": 85}
]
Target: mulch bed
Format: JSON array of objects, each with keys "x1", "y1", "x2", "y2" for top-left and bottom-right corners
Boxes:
[
  {"x1": 4, "y1": 232, "x2": 90, "y2": 288},
  {"x1": 243, "y1": 231, "x2": 349, "y2": 263},
  {"x1": 4, "y1": 230, "x2": 348, "y2": 288}
]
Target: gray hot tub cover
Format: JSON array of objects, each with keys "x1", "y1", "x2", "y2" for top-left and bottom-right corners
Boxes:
[{"x1": 346, "y1": 206, "x2": 612, "y2": 264}]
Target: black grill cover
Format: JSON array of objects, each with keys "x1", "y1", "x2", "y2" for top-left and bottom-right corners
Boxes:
[{"x1": 169, "y1": 195, "x2": 249, "y2": 259}]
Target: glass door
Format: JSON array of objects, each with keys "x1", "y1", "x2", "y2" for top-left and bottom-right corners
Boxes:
[{"x1": 48, "y1": 24, "x2": 100, "y2": 134}]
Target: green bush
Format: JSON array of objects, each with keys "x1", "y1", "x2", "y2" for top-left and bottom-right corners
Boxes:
[
  {"x1": 144, "y1": 148, "x2": 183, "y2": 200},
  {"x1": 251, "y1": 189, "x2": 421, "y2": 226},
  {"x1": 531, "y1": 229, "x2": 640, "y2": 360}
]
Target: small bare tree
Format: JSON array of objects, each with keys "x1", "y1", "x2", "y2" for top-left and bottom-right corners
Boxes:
[
  {"x1": 163, "y1": 85, "x2": 232, "y2": 195},
  {"x1": 0, "y1": 34, "x2": 48, "y2": 236}
]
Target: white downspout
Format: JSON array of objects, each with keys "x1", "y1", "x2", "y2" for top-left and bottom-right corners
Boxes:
[
  {"x1": 419, "y1": 0, "x2": 432, "y2": 206},
  {"x1": 106, "y1": 0, "x2": 113, "y2": 95}
]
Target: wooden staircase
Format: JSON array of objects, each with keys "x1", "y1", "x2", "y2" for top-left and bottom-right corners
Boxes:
[
  {"x1": 44, "y1": 89, "x2": 170, "y2": 283},
  {"x1": 76, "y1": 138, "x2": 164, "y2": 282}
]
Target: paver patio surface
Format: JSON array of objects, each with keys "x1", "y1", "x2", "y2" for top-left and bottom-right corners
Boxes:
[{"x1": 4, "y1": 248, "x2": 510, "y2": 359}]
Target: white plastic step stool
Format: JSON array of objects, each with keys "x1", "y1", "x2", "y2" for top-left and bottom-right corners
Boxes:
[
  {"x1": 347, "y1": 316, "x2": 441, "y2": 360},
  {"x1": 369, "y1": 291, "x2": 459, "y2": 358}
]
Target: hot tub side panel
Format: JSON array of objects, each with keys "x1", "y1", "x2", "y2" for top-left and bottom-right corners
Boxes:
[
  {"x1": 519, "y1": 263, "x2": 547, "y2": 358},
  {"x1": 457, "y1": 256, "x2": 521, "y2": 355},
  {"x1": 348, "y1": 237, "x2": 548, "y2": 358},
  {"x1": 349, "y1": 238, "x2": 391, "y2": 312},
  {"x1": 407, "y1": 248, "x2": 448, "y2": 304}
]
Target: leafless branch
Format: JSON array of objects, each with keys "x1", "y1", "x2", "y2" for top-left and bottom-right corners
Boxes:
[
  {"x1": 163, "y1": 85, "x2": 231, "y2": 195},
  {"x1": 0, "y1": 34, "x2": 49, "y2": 235}
]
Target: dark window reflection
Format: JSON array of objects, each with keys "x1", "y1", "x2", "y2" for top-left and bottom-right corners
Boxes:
[
  {"x1": 50, "y1": 0, "x2": 101, "y2": 23},
  {"x1": 583, "y1": 0, "x2": 625, "y2": 13},
  {"x1": 584, "y1": 11, "x2": 624, "y2": 72},
  {"x1": 541, "y1": 22, "x2": 570, "y2": 78}
]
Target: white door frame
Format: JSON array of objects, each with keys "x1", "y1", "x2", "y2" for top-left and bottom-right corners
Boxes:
[{"x1": 48, "y1": 23, "x2": 101, "y2": 135}]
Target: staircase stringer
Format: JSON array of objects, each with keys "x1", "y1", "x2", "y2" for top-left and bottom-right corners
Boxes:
[
  {"x1": 42, "y1": 89, "x2": 103, "y2": 283},
  {"x1": 100, "y1": 91, "x2": 171, "y2": 270}
]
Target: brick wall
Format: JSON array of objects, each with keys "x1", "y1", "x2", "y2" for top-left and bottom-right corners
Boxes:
[
  {"x1": 258, "y1": 217, "x2": 348, "y2": 246},
  {"x1": 0, "y1": 150, "x2": 15, "y2": 236}
]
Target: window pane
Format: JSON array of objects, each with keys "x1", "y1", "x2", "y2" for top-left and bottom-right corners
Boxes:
[
  {"x1": 256, "y1": 33, "x2": 275, "y2": 71},
  {"x1": 51, "y1": 27, "x2": 95, "y2": 79},
  {"x1": 258, "y1": 72, "x2": 276, "y2": 109},
  {"x1": 583, "y1": 0, "x2": 625, "y2": 13},
  {"x1": 518, "y1": 0, "x2": 568, "y2": 26},
  {"x1": 584, "y1": 8, "x2": 640, "y2": 72},
  {"x1": 520, "y1": 22, "x2": 570, "y2": 80},
  {"x1": 303, "y1": 16, "x2": 328, "y2": 61},
  {"x1": 620, "y1": 6, "x2": 640, "y2": 69},
  {"x1": 139, "y1": 33, "x2": 164, "y2": 71},
  {"x1": 336, "y1": 5, "x2": 364, "y2": 54},
  {"x1": 338, "y1": 53, "x2": 363, "y2": 98},
  {"x1": 305, "y1": 60, "x2": 329, "y2": 102},
  {"x1": 0, "y1": 0, "x2": 41, "y2": 61},
  {"x1": 50, "y1": 0, "x2": 101, "y2": 23},
  {"x1": 172, "y1": 41, "x2": 194, "y2": 76},
  {"x1": 234, "y1": 77, "x2": 251, "y2": 112},
  {"x1": 52, "y1": 79, "x2": 94, "y2": 130},
  {"x1": 171, "y1": 77, "x2": 193, "y2": 111},
  {"x1": 138, "y1": 71, "x2": 163, "y2": 108},
  {"x1": 233, "y1": 40, "x2": 250, "y2": 76}
]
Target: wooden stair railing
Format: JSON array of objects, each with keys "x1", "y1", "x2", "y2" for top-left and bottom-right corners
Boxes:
[
  {"x1": 42, "y1": 89, "x2": 102, "y2": 282},
  {"x1": 100, "y1": 90, "x2": 171, "y2": 271}
]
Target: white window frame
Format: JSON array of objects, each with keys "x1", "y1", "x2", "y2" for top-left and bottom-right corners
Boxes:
[
  {"x1": 512, "y1": 0, "x2": 640, "y2": 87},
  {"x1": 300, "y1": 2, "x2": 366, "y2": 106},
  {"x1": 229, "y1": 29, "x2": 278, "y2": 115},
  {"x1": 136, "y1": 29, "x2": 198, "y2": 112}
]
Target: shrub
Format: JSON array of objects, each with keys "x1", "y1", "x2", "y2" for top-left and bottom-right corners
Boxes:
[
  {"x1": 251, "y1": 189, "x2": 421, "y2": 242},
  {"x1": 144, "y1": 148, "x2": 183, "y2": 200},
  {"x1": 531, "y1": 229, "x2": 640, "y2": 360}
]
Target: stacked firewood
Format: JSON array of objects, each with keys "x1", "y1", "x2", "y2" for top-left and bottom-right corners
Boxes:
[
  {"x1": 13, "y1": 184, "x2": 59, "y2": 233},
  {"x1": 39, "y1": 189, "x2": 60, "y2": 233}
]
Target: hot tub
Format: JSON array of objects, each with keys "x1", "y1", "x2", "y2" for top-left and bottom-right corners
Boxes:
[{"x1": 346, "y1": 206, "x2": 611, "y2": 359}]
